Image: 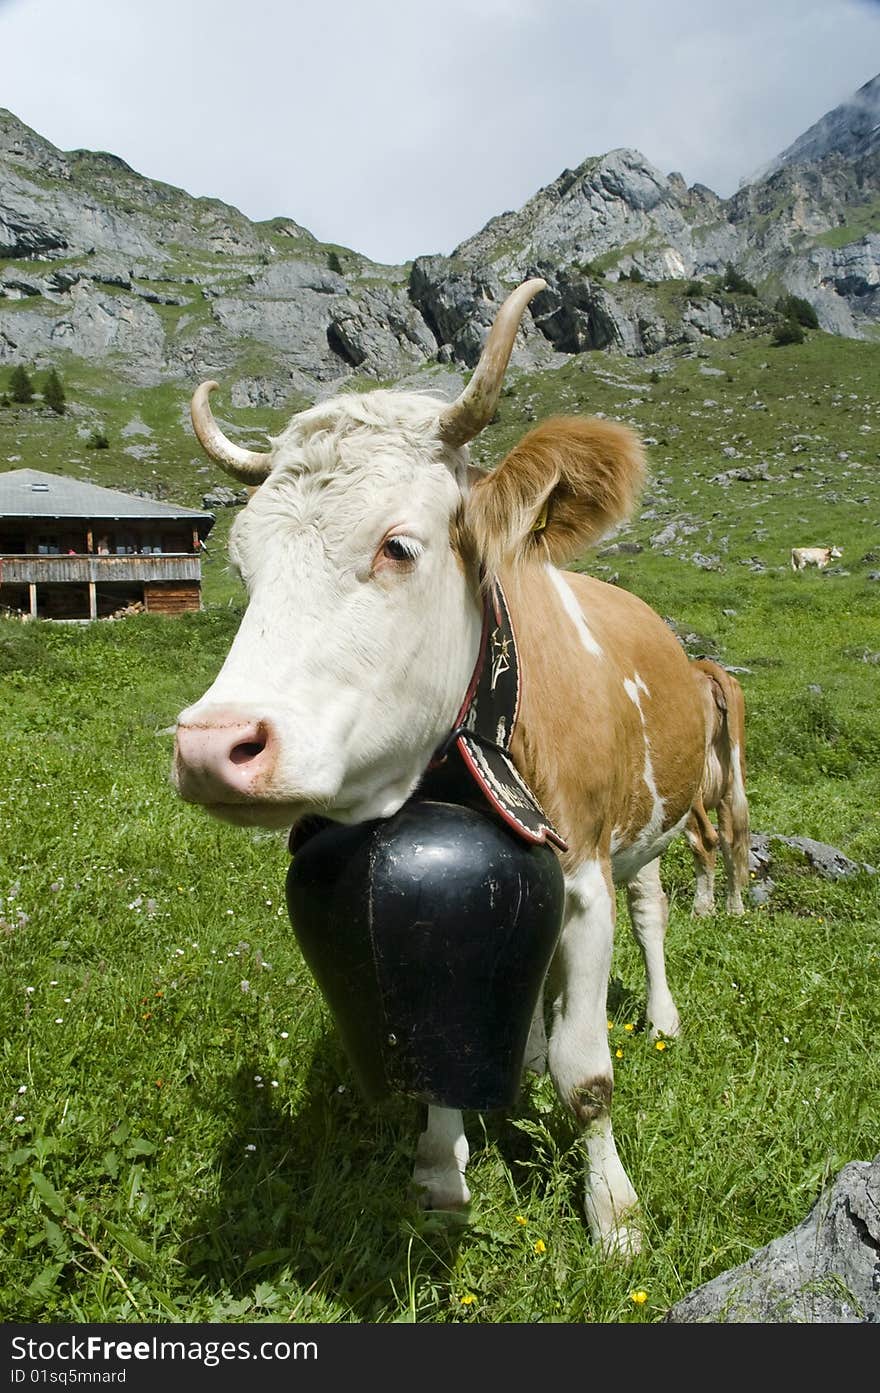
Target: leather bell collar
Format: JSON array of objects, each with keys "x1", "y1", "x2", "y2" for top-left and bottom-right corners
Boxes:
[{"x1": 427, "y1": 578, "x2": 567, "y2": 852}]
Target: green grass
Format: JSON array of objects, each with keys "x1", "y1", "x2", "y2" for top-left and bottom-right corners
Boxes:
[
  {"x1": 1, "y1": 327, "x2": 879, "y2": 1323},
  {"x1": 813, "y1": 197, "x2": 880, "y2": 249}
]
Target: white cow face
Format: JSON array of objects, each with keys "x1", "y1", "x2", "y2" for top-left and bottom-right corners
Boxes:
[{"x1": 173, "y1": 392, "x2": 483, "y2": 831}]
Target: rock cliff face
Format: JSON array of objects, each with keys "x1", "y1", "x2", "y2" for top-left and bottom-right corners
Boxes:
[{"x1": 1, "y1": 74, "x2": 878, "y2": 400}]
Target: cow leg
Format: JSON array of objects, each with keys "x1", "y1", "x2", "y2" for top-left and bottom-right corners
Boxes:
[
  {"x1": 718, "y1": 791, "x2": 749, "y2": 915},
  {"x1": 547, "y1": 859, "x2": 640, "y2": 1258},
  {"x1": 412, "y1": 1106, "x2": 470, "y2": 1210},
  {"x1": 625, "y1": 856, "x2": 681, "y2": 1040},
  {"x1": 684, "y1": 803, "x2": 718, "y2": 917}
]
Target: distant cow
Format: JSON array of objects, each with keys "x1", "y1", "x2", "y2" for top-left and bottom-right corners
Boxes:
[
  {"x1": 791, "y1": 545, "x2": 842, "y2": 572},
  {"x1": 685, "y1": 659, "x2": 750, "y2": 917},
  {"x1": 173, "y1": 279, "x2": 719, "y2": 1259}
]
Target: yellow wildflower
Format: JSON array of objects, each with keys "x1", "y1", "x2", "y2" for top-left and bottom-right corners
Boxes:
[
  {"x1": 459, "y1": 1293, "x2": 477, "y2": 1306},
  {"x1": 630, "y1": 1289, "x2": 648, "y2": 1304},
  {"x1": 615, "y1": 1048, "x2": 623, "y2": 1059},
  {"x1": 624, "y1": 1023, "x2": 634, "y2": 1032},
  {"x1": 655, "y1": 1040, "x2": 667, "y2": 1051},
  {"x1": 533, "y1": 1239, "x2": 546, "y2": 1254},
  {"x1": 515, "y1": 1214, "x2": 528, "y2": 1226}
]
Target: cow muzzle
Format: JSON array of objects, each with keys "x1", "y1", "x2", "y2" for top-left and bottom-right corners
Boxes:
[{"x1": 173, "y1": 708, "x2": 281, "y2": 807}]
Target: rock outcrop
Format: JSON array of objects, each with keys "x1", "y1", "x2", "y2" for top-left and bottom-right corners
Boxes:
[{"x1": 667, "y1": 1155, "x2": 880, "y2": 1323}]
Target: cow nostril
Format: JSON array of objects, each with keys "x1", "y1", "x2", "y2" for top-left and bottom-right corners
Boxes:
[{"x1": 229, "y1": 739, "x2": 266, "y2": 766}]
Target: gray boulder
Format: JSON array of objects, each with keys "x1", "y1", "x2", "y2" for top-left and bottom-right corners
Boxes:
[
  {"x1": 202, "y1": 485, "x2": 248, "y2": 509},
  {"x1": 749, "y1": 833, "x2": 876, "y2": 882},
  {"x1": 667, "y1": 1156, "x2": 880, "y2": 1322}
]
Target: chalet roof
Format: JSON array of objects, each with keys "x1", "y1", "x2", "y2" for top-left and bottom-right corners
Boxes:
[{"x1": 0, "y1": 469, "x2": 214, "y2": 528}]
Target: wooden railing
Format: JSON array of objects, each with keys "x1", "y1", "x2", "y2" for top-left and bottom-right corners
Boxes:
[{"x1": 0, "y1": 554, "x2": 202, "y2": 584}]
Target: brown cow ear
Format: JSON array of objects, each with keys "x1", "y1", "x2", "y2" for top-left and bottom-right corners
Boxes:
[{"x1": 464, "y1": 416, "x2": 645, "y2": 576}]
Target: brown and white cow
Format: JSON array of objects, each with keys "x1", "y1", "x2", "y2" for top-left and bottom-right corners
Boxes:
[
  {"x1": 790, "y1": 545, "x2": 842, "y2": 572},
  {"x1": 685, "y1": 658, "x2": 750, "y2": 917},
  {"x1": 172, "y1": 279, "x2": 711, "y2": 1258}
]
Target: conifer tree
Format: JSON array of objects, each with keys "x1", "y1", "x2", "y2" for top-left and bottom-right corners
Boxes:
[
  {"x1": 43, "y1": 367, "x2": 66, "y2": 415},
  {"x1": 9, "y1": 365, "x2": 34, "y2": 404}
]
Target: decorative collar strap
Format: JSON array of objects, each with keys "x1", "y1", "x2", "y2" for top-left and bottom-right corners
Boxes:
[{"x1": 430, "y1": 579, "x2": 568, "y2": 852}]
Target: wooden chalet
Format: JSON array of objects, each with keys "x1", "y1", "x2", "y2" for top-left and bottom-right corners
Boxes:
[{"x1": 0, "y1": 469, "x2": 215, "y2": 620}]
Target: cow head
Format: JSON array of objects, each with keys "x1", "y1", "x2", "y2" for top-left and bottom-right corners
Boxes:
[
  {"x1": 172, "y1": 281, "x2": 544, "y2": 829},
  {"x1": 172, "y1": 278, "x2": 643, "y2": 832}
]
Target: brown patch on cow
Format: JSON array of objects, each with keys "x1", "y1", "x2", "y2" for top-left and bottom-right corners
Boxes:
[
  {"x1": 570, "y1": 1075, "x2": 613, "y2": 1125},
  {"x1": 465, "y1": 416, "x2": 645, "y2": 577},
  {"x1": 689, "y1": 794, "x2": 719, "y2": 850},
  {"x1": 501, "y1": 565, "x2": 707, "y2": 875},
  {"x1": 687, "y1": 658, "x2": 750, "y2": 912},
  {"x1": 448, "y1": 499, "x2": 479, "y2": 576}
]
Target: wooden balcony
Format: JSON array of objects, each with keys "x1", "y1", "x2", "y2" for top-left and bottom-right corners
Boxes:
[{"x1": 0, "y1": 553, "x2": 202, "y2": 585}]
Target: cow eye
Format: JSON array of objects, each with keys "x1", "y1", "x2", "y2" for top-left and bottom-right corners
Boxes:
[{"x1": 381, "y1": 536, "x2": 422, "y2": 564}]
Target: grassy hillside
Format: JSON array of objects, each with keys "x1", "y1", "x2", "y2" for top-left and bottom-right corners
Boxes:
[
  {"x1": 1, "y1": 326, "x2": 878, "y2": 1323},
  {"x1": 4, "y1": 325, "x2": 879, "y2": 595}
]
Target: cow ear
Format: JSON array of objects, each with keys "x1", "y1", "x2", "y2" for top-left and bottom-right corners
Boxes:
[{"x1": 464, "y1": 416, "x2": 645, "y2": 575}]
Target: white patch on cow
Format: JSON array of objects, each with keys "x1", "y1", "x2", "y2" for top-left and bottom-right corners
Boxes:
[
  {"x1": 175, "y1": 390, "x2": 484, "y2": 829},
  {"x1": 545, "y1": 563, "x2": 604, "y2": 657},
  {"x1": 609, "y1": 674, "x2": 687, "y2": 882},
  {"x1": 622, "y1": 672, "x2": 665, "y2": 843},
  {"x1": 729, "y1": 743, "x2": 746, "y2": 804},
  {"x1": 550, "y1": 861, "x2": 641, "y2": 1252},
  {"x1": 612, "y1": 810, "x2": 689, "y2": 884},
  {"x1": 625, "y1": 858, "x2": 680, "y2": 1039}
]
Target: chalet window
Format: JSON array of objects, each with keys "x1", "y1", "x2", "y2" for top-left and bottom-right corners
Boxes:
[
  {"x1": 37, "y1": 535, "x2": 60, "y2": 554},
  {"x1": 115, "y1": 531, "x2": 136, "y2": 556}
]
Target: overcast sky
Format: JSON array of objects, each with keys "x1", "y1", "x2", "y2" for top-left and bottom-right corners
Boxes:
[{"x1": 1, "y1": 0, "x2": 879, "y2": 265}]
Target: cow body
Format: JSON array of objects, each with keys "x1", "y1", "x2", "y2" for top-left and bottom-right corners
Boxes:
[
  {"x1": 685, "y1": 658, "x2": 750, "y2": 916},
  {"x1": 790, "y1": 545, "x2": 842, "y2": 571},
  {"x1": 173, "y1": 281, "x2": 714, "y2": 1257}
]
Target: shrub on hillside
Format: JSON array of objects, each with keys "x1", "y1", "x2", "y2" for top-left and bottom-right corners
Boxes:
[
  {"x1": 9, "y1": 365, "x2": 34, "y2": 403},
  {"x1": 86, "y1": 428, "x2": 110, "y2": 449},
  {"x1": 772, "y1": 319, "x2": 806, "y2": 346},
  {"x1": 721, "y1": 263, "x2": 757, "y2": 296},
  {"x1": 776, "y1": 294, "x2": 819, "y2": 329}
]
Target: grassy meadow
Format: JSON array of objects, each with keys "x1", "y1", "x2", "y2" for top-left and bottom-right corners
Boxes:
[{"x1": 1, "y1": 325, "x2": 879, "y2": 1324}]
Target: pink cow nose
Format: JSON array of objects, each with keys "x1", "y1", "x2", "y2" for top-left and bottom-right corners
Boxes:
[{"x1": 174, "y1": 711, "x2": 277, "y2": 803}]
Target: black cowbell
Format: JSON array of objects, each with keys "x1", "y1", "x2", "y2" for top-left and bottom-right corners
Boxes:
[{"x1": 285, "y1": 799, "x2": 565, "y2": 1111}]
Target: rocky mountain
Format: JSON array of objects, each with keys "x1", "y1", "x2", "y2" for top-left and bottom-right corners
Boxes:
[
  {"x1": 756, "y1": 71, "x2": 880, "y2": 175},
  {"x1": 1, "y1": 74, "x2": 878, "y2": 406}
]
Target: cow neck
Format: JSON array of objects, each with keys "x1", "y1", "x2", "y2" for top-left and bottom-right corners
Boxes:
[{"x1": 425, "y1": 576, "x2": 568, "y2": 852}]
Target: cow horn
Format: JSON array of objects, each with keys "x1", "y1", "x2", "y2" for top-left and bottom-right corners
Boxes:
[
  {"x1": 190, "y1": 381, "x2": 272, "y2": 483},
  {"x1": 438, "y1": 277, "x2": 547, "y2": 448}
]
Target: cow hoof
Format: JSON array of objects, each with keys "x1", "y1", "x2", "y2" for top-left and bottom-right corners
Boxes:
[
  {"x1": 647, "y1": 1001, "x2": 680, "y2": 1040},
  {"x1": 692, "y1": 901, "x2": 715, "y2": 919},
  {"x1": 411, "y1": 1179, "x2": 472, "y2": 1213},
  {"x1": 598, "y1": 1220, "x2": 643, "y2": 1262}
]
